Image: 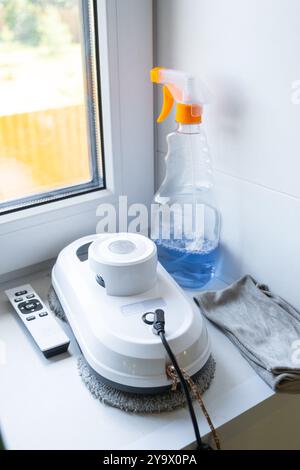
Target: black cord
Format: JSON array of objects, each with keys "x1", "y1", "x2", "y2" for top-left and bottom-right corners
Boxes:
[{"x1": 151, "y1": 309, "x2": 212, "y2": 451}]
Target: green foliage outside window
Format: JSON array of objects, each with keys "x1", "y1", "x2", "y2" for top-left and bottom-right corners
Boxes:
[{"x1": 0, "y1": 0, "x2": 78, "y2": 49}]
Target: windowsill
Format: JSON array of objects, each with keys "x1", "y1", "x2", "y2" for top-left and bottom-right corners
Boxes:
[
  {"x1": 0, "y1": 188, "x2": 113, "y2": 227},
  {"x1": 0, "y1": 265, "x2": 276, "y2": 450},
  {"x1": 0, "y1": 189, "x2": 118, "y2": 276}
]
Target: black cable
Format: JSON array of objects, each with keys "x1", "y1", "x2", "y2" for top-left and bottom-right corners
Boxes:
[{"x1": 151, "y1": 309, "x2": 212, "y2": 451}]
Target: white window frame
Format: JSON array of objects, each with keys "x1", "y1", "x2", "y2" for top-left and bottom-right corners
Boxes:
[{"x1": 0, "y1": 0, "x2": 154, "y2": 276}]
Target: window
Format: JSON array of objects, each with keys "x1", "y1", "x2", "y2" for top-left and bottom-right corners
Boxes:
[
  {"x1": 0, "y1": 0, "x2": 104, "y2": 214},
  {"x1": 0, "y1": 0, "x2": 154, "y2": 277}
]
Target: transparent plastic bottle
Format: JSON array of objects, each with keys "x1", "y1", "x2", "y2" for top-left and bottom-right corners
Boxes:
[
  {"x1": 151, "y1": 67, "x2": 221, "y2": 289},
  {"x1": 153, "y1": 123, "x2": 220, "y2": 289}
]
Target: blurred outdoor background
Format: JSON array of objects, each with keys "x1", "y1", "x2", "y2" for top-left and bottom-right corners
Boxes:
[{"x1": 0, "y1": 0, "x2": 92, "y2": 204}]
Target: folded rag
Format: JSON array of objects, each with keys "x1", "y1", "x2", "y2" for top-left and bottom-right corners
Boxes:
[{"x1": 195, "y1": 275, "x2": 300, "y2": 393}]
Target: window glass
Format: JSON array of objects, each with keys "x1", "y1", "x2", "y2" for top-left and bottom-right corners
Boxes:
[{"x1": 0, "y1": 0, "x2": 104, "y2": 214}]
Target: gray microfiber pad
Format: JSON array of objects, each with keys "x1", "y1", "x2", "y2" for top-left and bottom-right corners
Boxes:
[
  {"x1": 48, "y1": 286, "x2": 216, "y2": 413},
  {"x1": 195, "y1": 275, "x2": 300, "y2": 393},
  {"x1": 78, "y1": 355, "x2": 215, "y2": 413}
]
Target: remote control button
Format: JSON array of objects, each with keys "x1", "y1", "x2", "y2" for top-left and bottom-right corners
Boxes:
[
  {"x1": 39, "y1": 312, "x2": 48, "y2": 317},
  {"x1": 26, "y1": 315, "x2": 36, "y2": 321},
  {"x1": 18, "y1": 300, "x2": 43, "y2": 314},
  {"x1": 26, "y1": 294, "x2": 35, "y2": 299},
  {"x1": 14, "y1": 297, "x2": 23, "y2": 302},
  {"x1": 15, "y1": 290, "x2": 27, "y2": 296},
  {"x1": 25, "y1": 302, "x2": 36, "y2": 311}
]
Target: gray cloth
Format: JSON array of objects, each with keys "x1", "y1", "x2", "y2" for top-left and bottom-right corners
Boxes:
[{"x1": 196, "y1": 275, "x2": 300, "y2": 393}]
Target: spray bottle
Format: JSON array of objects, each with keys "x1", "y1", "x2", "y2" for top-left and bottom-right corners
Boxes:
[{"x1": 151, "y1": 67, "x2": 221, "y2": 289}]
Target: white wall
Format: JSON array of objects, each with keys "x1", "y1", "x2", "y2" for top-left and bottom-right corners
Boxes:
[{"x1": 154, "y1": 0, "x2": 300, "y2": 309}]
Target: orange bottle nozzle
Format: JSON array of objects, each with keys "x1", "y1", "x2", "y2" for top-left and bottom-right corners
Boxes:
[
  {"x1": 150, "y1": 67, "x2": 164, "y2": 84},
  {"x1": 150, "y1": 67, "x2": 203, "y2": 124}
]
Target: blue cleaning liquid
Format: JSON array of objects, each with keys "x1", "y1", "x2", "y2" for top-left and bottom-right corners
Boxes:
[{"x1": 155, "y1": 238, "x2": 220, "y2": 289}]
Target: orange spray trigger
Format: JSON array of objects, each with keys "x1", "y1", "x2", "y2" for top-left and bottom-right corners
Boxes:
[
  {"x1": 150, "y1": 67, "x2": 209, "y2": 124},
  {"x1": 157, "y1": 85, "x2": 174, "y2": 123}
]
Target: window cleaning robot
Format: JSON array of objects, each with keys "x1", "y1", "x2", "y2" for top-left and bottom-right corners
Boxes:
[{"x1": 50, "y1": 232, "x2": 216, "y2": 449}]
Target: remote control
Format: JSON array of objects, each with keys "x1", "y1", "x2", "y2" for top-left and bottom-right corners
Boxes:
[{"x1": 5, "y1": 283, "x2": 70, "y2": 358}]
